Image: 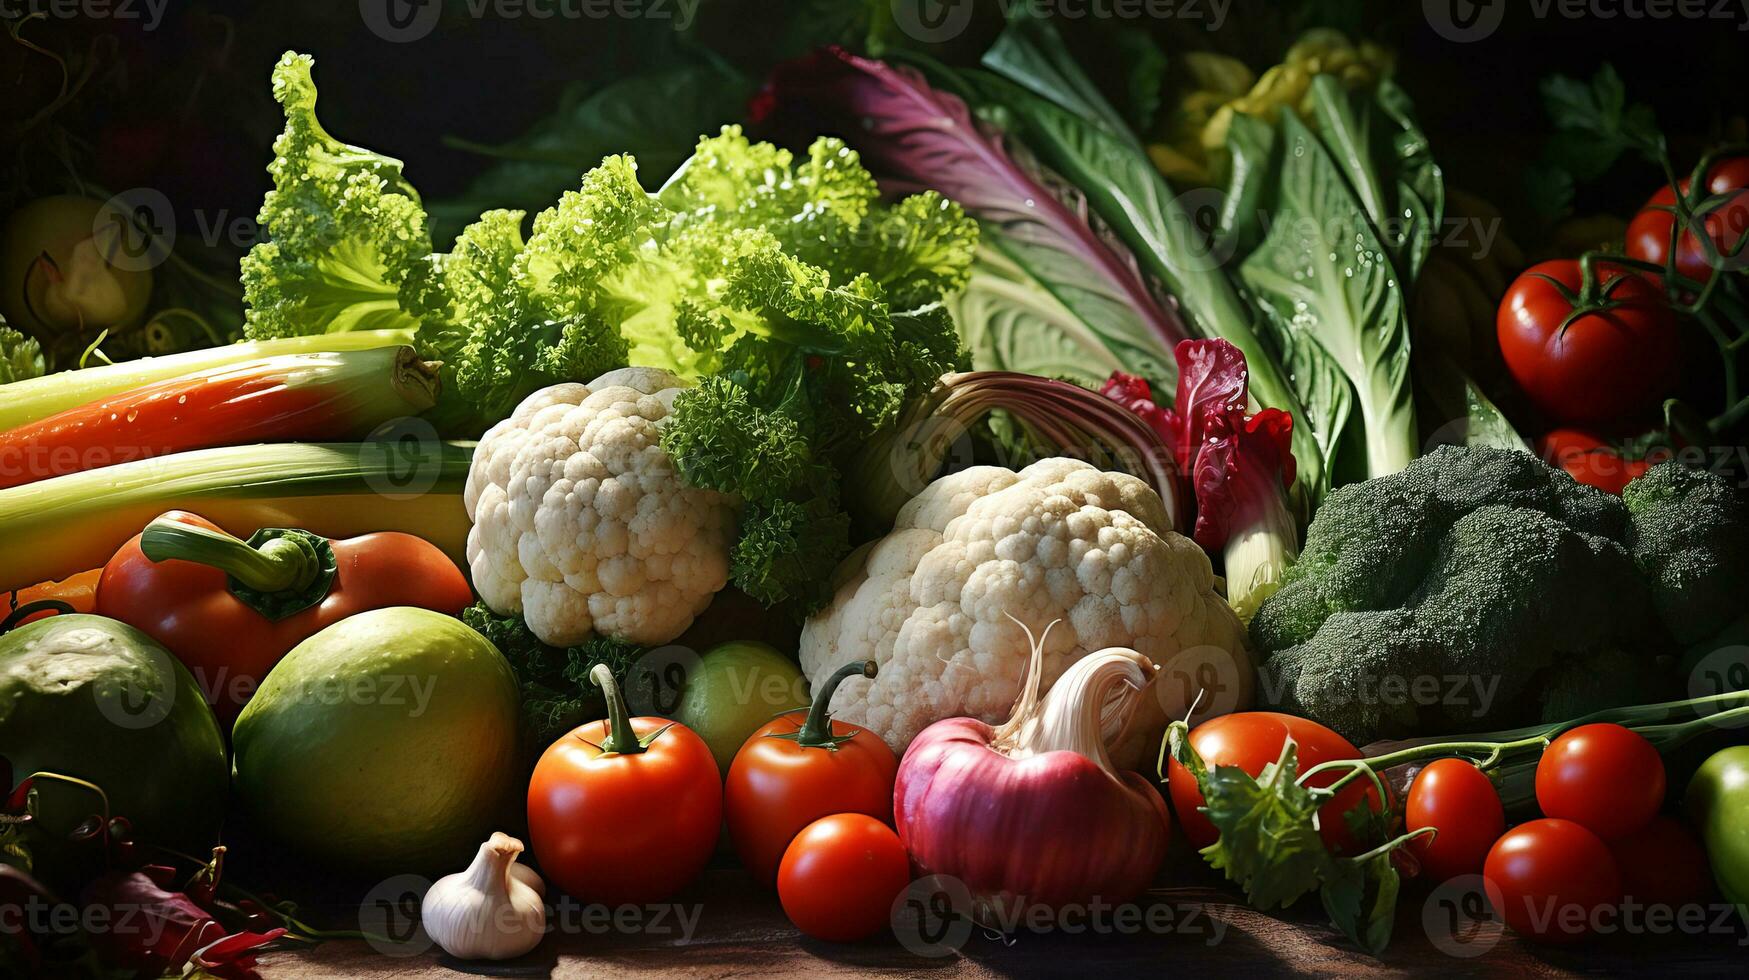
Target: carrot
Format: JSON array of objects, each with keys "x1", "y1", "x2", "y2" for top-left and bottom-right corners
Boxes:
[
  {"x1": 3, "y1": 568, "x2": 101, "y2": 630},
  {"x1": 0, "y1": 346, "x2": 438, "y2": 490}
]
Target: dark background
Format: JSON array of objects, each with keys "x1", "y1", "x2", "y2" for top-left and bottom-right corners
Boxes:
[{"x1": 3, "y1": 0, "x2": 1745, "y2": 315}]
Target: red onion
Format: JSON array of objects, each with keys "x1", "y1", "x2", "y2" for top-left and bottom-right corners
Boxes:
[{"x1": 893, "y1": 620, "x2": 1172, "y2": 922}]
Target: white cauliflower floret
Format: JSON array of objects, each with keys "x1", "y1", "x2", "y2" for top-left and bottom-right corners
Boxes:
[
  {"x1": 465, "y1": 368, "x2": 735, "y2": 646},
  {"x1": 801, "y1": 457, "x2": 1252, "y2": 764}
]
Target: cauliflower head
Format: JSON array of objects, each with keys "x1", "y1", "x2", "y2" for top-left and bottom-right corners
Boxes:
[
  {"x1": 465, "y1": 367, "x2": 735, "y2": 647},
  {"x1": 800, "y1": 457, "x2": 1252, "y2": 761}
]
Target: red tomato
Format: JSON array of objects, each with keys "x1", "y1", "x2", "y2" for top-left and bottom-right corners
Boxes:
[
  {"x1": 1607, "y1": 816, "x2": 1713, "y2": 910},
  {"x1": 725, "y1": 707, "x2": 899, "y2": 887},
  {"x1": 1484, "y1": 818, "x2": 1621, "y2": 943},
  {"x1": 527, "y1": 708, "x2": 722, "y2": 905},
  {"x1": 1167, "y1": 712, "x2": 1385, "y2": 854},
  {"x1": 1534, "y1": 723, "x2": 1665, "y2": 841},
  {"x1": 1497, "y1": 259, "x2": 1678, "y2": 424},
  {"x1": 1536, "y1": 429, "x2": 1652, "y2": 495},
  {"x1": 1405, "y1": 759, "x2": 1505, "y2": 883},
  {"x1": 777, "y1": 814, "x2": 911, "y2": 943},
  {"x1": 1625, "y1": 157, "x2": 1749, "y2": 287}
]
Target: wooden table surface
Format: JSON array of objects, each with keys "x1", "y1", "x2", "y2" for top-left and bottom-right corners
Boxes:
[{"x1": 253, "y1": 862, "x2": 1749, "y2": 979}]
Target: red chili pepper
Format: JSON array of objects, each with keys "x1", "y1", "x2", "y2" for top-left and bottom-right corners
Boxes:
[
  {"x1": 95, "y1": 510, "x2": 474, "y2": 723},
  {"x1": 0, "y1": 346, "x2": 437, "y2": 489}
]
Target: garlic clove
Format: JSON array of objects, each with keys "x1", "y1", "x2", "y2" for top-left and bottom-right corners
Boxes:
[{"x1": 420, "y1": 831, "x2": 548, "y2": 960}]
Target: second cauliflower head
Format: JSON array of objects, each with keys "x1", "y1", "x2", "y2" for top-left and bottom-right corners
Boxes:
[
  {"x1": 465, "y1": 368, "x2": 736, "y2": 647},
  {"x1": 800, "y1": 457, "x2": 1252, "y2": 765}
]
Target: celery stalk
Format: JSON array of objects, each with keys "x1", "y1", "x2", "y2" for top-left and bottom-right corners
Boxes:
[
  {"x1": 0, "y1": 330, "x2": 414, "y2": 432},
  {"x1": 0, "y1": 441, "x2": 471, "y2": 591}
]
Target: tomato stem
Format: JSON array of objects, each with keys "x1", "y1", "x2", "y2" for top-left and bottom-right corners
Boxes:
[
  {"x1": 590, "y1": 664, "x2": 645, "y2": 756},
  {"x1": 794, "y1": 660, "x2": 876, "y2": 749}
]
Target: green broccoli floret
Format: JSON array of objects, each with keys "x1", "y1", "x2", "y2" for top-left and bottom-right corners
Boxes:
[
  {"x1": 1253, "y1": 446, "x2": 1657, "y2": 743},
  {"x1": 1623, "y1": 461, "x2": 1749, "y2": 647},
  {"x1": 461, "y1": 602, "x2": 641, "y2": 762}
]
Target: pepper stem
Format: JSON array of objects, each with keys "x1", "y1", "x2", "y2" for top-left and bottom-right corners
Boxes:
[
  {"x1": 590, "y1": 664, "x2": 644, "y2": 756},
  {"x1": 796, "y1": 661, "x2": 877, "y2": 748},
  {"x1": 140, "y1": 519, "x2": 319, "y2": 593}
]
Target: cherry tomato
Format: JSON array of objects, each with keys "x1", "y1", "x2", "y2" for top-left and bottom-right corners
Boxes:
[
  {"x1": 1536, "y1": 429, "x2": 1653, "y2": 495},
  {"x1": 777, "y1": 814, "x2": 911, "y2": 943},
  {"x1": 1167, "y1": 712, "x2": 1385, "y2": 854},
  {"x1": 1607, "y1": 816, "x2": 1713, "y2": 910},
  {"x1": 1625, "y1": 157, "x2": 1749, "y2": 288},
  {"x1": 527, "y1": 668, "x2": 722, "y2": 905},
  {"x1": 1534, "y1": 723, "x2": 1664, "y2": 841},
  {"x1": 1405, "y1": 759, "x2": 1505, "y2": 883},
  {"x1": 1497, "y1": 259, "x2": 1678, "y2": 425},
  {"x1": 1484, "y1": 818, "x2": 1621, "y2": 943},
  {"x1": 725, "y1": 662, "x2": 899, "y2": 887}
]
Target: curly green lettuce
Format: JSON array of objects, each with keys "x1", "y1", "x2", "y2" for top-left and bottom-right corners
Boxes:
[
  {"x1": 238, "y1": 55, "x2": 979, "y2": 609},
  {"x1": 241, "y1": 52, "x2": 447, "y2": 340}
]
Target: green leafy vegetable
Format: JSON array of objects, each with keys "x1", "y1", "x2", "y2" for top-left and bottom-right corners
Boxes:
[
  {"x1": 241, "y1": 53, "x2": 445, "y2": 341},
  {"x1": 1166, "y1": 723, "x2": 1408, "y2": 955},
  {"x1": 0, "y1": 321, "x2": 45, "y2": 385},
  {"x1": 461, "y1": 601, "x2": 641, "y2": 760},
  {"x1": 1238, "y1": 106, "x2": 1418, "y2": 479}
]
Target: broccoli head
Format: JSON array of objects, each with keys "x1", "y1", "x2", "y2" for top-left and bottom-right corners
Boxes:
[
  {"x1": 1253, "y1": 446, "x2": 1658, "y2": 743},
  {"x1": 1623, "y1": 461, "x2": 1749, "y2": 647},
  {"x1": 461, "y1": 601, "x2": 642, "y2": 763}
]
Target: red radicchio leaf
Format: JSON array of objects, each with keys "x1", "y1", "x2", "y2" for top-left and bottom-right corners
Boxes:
[
  {"x1": 1100, "y1": 339, "x2": 1250, "y2": 475},
  {"x1": 79, "y1": 860, "x2": 284, "y2": 980},
  {"x1": 1192, "y1": 408, "x2": 1296, "y2": 551}
]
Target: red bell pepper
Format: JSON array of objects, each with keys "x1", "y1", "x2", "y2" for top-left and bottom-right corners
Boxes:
[{"x1": 94, "y1": 510, "x2": 474, "y2": 723}]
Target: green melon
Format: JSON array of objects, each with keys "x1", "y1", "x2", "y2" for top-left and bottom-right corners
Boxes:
[
  {"x1": 0, "y1": 615, "x2": 227, "y2": 887},
  {"x1": 232, "y1": 606, "x2": 519, "y2": 872}
]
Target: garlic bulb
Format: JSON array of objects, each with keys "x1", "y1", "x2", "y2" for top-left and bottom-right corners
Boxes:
[{"x1": 421, "y1": 832, "x2": 547, "y2": 960}]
